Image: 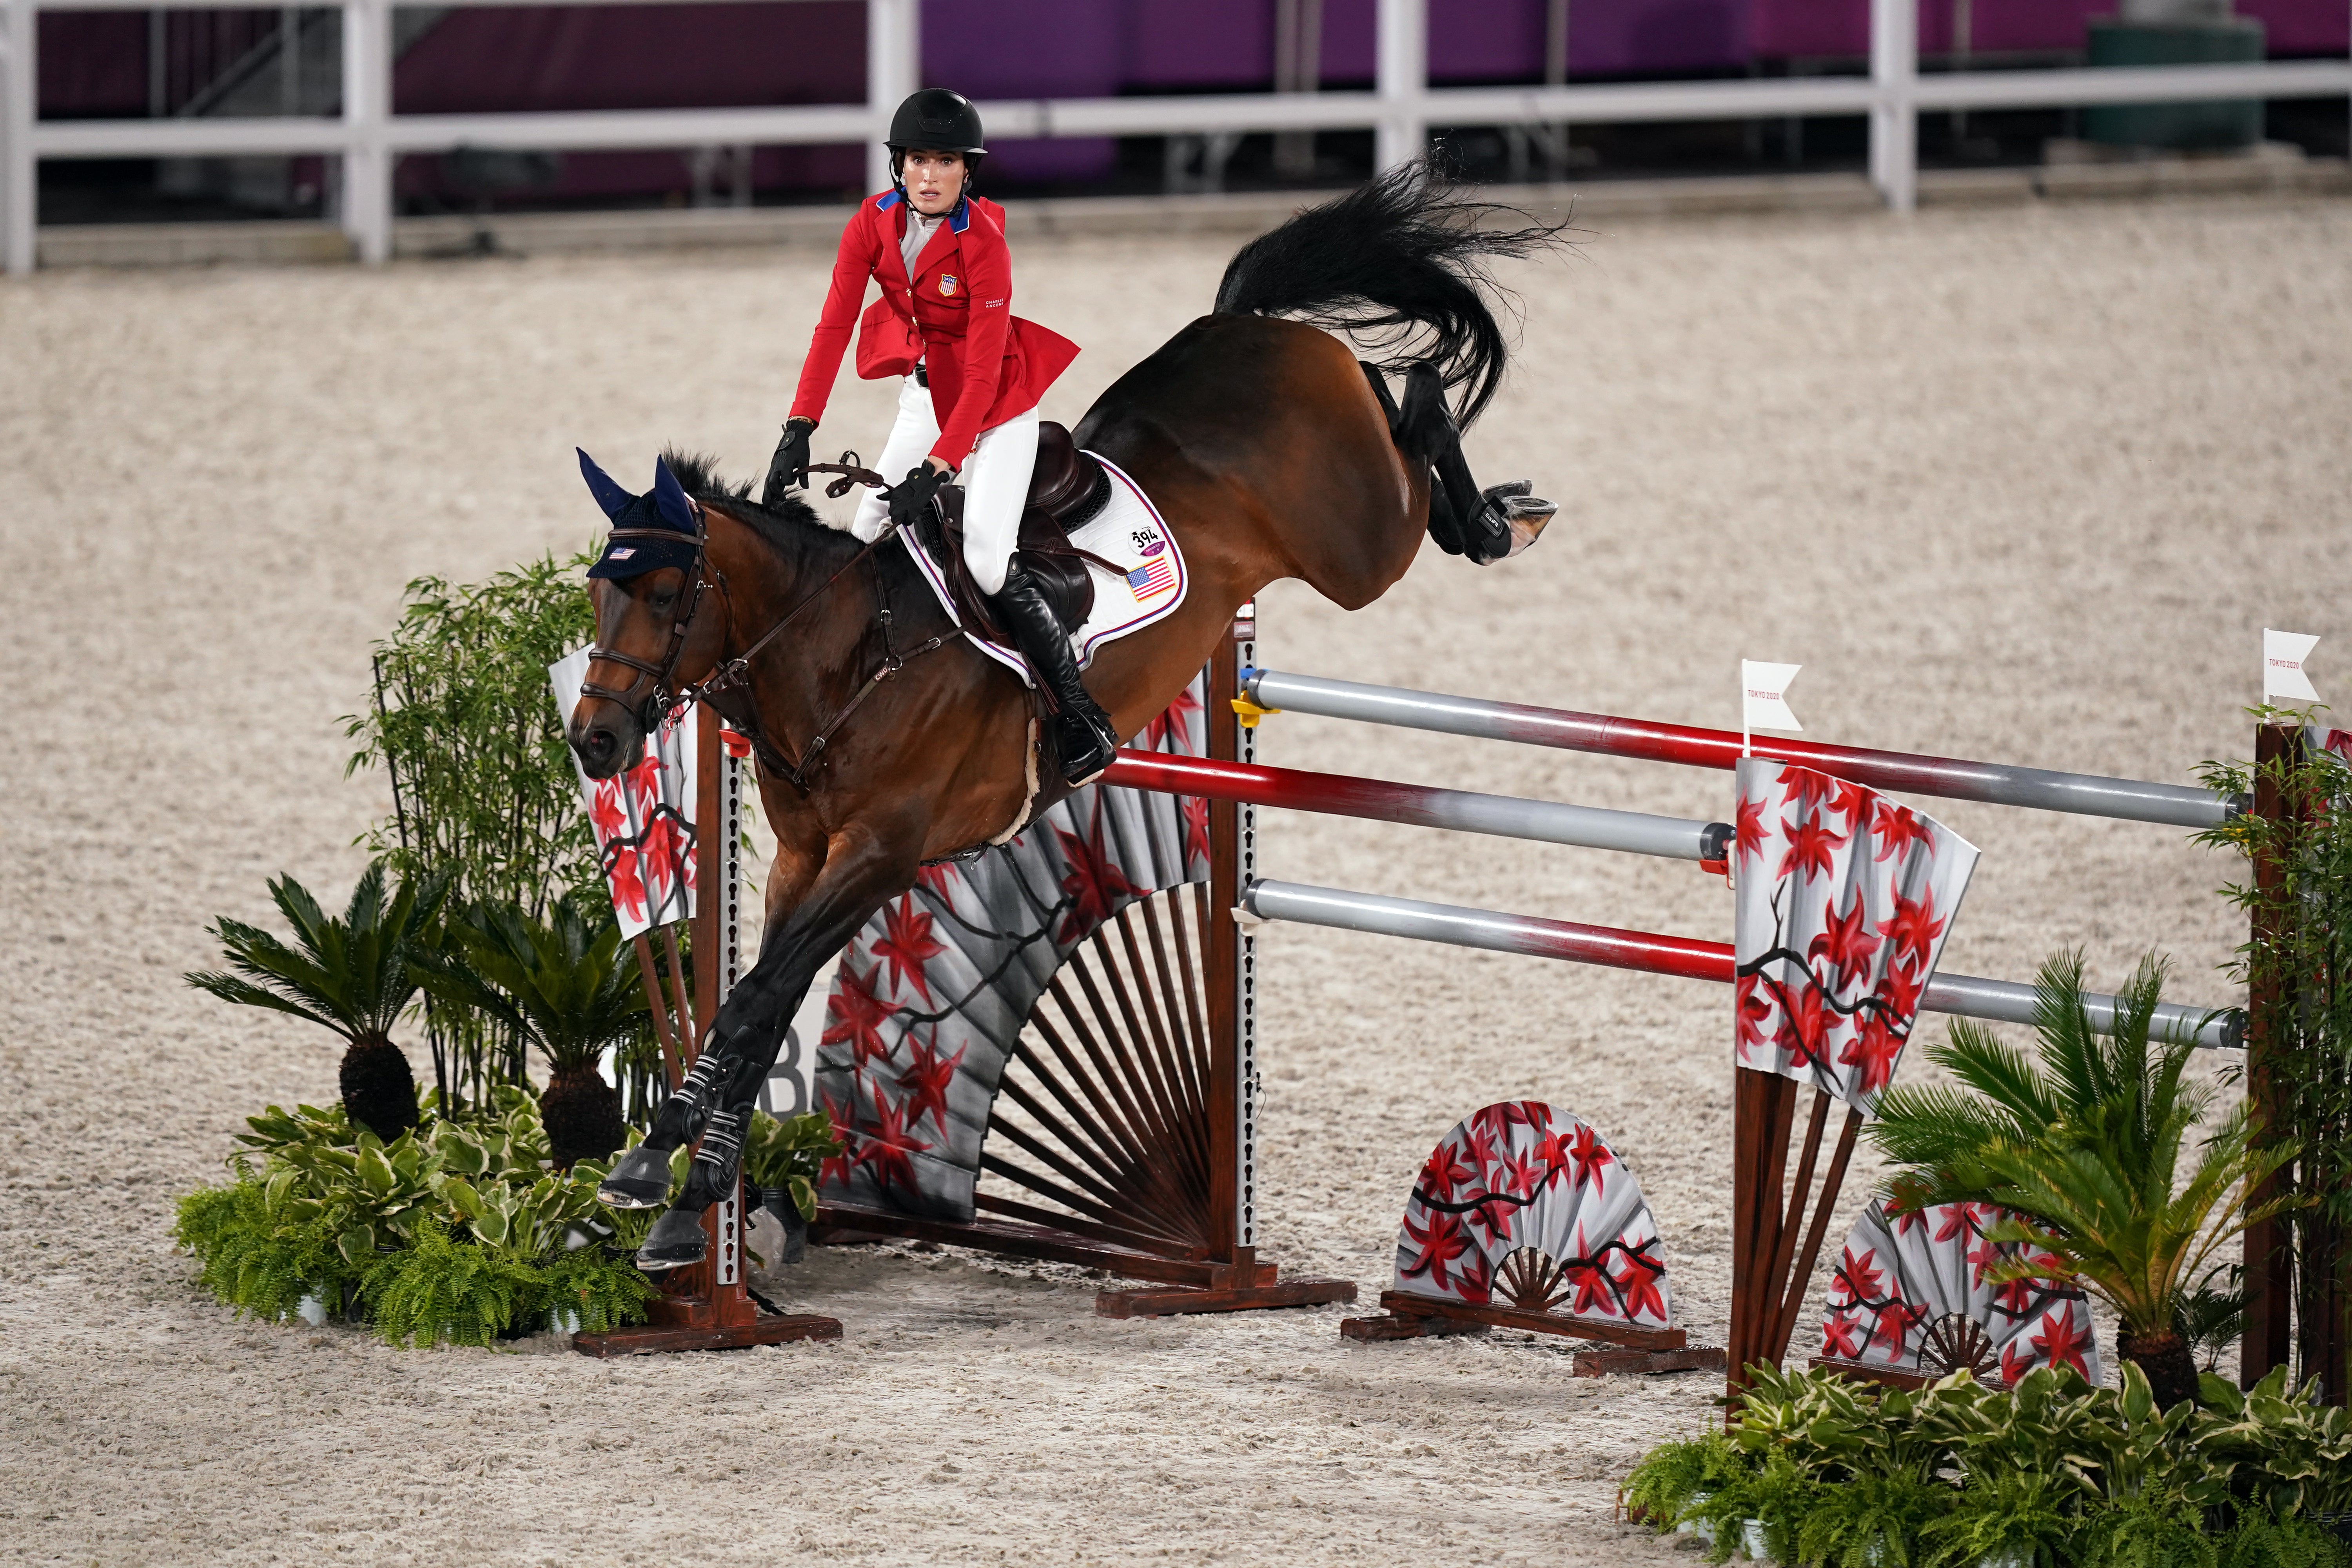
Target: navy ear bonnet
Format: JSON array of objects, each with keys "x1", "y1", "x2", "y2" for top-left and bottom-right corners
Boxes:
[{"x1": 581, "y1": 449, "x2": 701, "y2": 580}]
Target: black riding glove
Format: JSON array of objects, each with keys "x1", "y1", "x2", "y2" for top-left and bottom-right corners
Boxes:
[
  {"x1": 886, "y1": 461, "x2": 954, "y2": 532},
  {"x1": 761, "y1": 418, "x2": 815, "y2": 508}
]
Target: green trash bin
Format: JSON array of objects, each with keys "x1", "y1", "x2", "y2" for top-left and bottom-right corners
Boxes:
[{"x1": 2083, "y1": 16, "x2": 2267, "y2": 151}]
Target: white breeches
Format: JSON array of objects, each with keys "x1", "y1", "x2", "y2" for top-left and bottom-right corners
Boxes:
[{"x1": 850, "y1": 371, "x2": 1041, "y2": 597}]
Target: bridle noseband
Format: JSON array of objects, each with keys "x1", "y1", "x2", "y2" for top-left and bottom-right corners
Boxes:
[{"x1": 579, "y1": 463, "x2": 965, "y2": 792}]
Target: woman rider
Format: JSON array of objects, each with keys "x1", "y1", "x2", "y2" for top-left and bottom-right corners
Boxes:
[{"x1": 760, "y1": 88, "x2": 1119, "y2": 786}]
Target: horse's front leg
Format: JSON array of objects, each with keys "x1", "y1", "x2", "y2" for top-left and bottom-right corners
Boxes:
[{"x1": 600, "y1": 816, "x2": 924, "y2": 1269}]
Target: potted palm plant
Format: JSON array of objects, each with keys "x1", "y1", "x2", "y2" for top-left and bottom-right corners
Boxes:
[
  {"x1": 1869, "y1": 951, "x2": 2298, "y2": 1409},
  {"x1": 425, "y1": 894, "x2": 647, "y2": 1170},
  {"x1": 186, "y1": 862, "x2": 450, "y2": 1142}
]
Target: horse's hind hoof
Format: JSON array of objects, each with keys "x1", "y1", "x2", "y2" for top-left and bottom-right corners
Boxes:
[
  {"x1": 597, "y1": 1144, "x2": 674, "y2": 1210},
  {"x1": 634, "y1": 1206, "x2": 710, "y2": 1272},
  {"x1": 1483, "y1": 480, "x2": 1557, "y2": 560}
]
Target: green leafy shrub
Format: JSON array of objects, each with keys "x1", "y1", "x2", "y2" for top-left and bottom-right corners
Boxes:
[
  {"x1": 1626, "y1": 1365, "x2": 2352, "y2": 1568},
  {"x1": 176, "y1": 1087, "x2": 655, "y2": 1347},
  {"x1": 743, "y1": 1109, "x2": 842, "y2": 1222}
]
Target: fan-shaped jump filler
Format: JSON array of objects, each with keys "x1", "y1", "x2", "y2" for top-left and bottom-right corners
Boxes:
[
  {"x1": 1341, "y1": 1101, "x2": 1726, "y2": 1377},
  {"x1": 1813, "y1": 1197, "x2": 2100, "y2": 1390}
]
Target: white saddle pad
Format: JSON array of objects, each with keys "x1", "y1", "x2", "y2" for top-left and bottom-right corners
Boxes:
[{"x1": 903, "y1": 452, "x2": 1187, "y2": 685}]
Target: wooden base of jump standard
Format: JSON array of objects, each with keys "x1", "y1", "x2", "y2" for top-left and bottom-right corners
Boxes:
[
  {"x1": 1809, "y1": 1356, "x2": 1933, "y2": 1391},
  {"x1": 816, "y1": 1207, "x2": 1354, "y2": 1318},
  {"x1": 1342, "y1": 1290, "x2": 1716, "y2": 1370},
  {"x1": 572, "y1": 1313, "x2": 843, "y2": 1357}
]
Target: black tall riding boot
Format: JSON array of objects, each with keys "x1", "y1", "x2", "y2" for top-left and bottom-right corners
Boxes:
[{"x1": 992, "y1": 566, "x2": 1121, "y2": 786}]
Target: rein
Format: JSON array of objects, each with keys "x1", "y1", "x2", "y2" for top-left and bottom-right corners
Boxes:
[{"x1": 582, "y1": 459, "x2": 966, "y2": 794}]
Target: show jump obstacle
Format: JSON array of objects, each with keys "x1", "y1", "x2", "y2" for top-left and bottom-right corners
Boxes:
[
  {"x1": 764, "y1": 607, "x2": 2258, "y2": 1389},
  {"x1": 1087, "y1": 626, "x2": 2249, "y2": 1391}
]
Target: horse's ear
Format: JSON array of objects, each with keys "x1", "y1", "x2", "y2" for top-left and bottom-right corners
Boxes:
[
  {"x1": 578, "y1": 448, "x2": 634, "y2": 522},
  {"x1": 652, "y1": 457, "x2": 696, "y2": 534}
]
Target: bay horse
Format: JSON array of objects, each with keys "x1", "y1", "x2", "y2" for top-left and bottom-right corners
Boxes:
[{"x1": 570, "y1": 162, "x2": 1570, "y2": 1266}]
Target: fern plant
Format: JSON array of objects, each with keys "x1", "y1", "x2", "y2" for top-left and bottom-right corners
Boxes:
[
  {"x1": 186, "y1": 862, "x2": 450, "y2": 1142},
  {"x1": 1870, "y1": 950, "x2": 2299, "y2": 1410},
  {"x1": 363, "y1": 1219, "x2": 538, "y2": 1347}
]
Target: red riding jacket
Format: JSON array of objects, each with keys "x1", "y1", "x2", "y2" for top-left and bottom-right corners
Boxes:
[{"x1": 789, "y1": 189, "x2": 1079, "y2": 471}]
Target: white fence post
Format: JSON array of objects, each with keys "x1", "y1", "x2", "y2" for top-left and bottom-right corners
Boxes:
[
  {"x1": 1375, "y1": 0, "x2": 1425, "y2": 170},
  {"x1": 866, "y1": 0, "x2": 918, "y2": 195},
  {"x1": 1869, "y1": 0, "x2": 1918, "y2": 211},
  {"x1": 2, "y1": 0, "x2": 34, "y2": 276},
  {"x1": 342, "y1": 0, "x2": 390, "y2": 263}
]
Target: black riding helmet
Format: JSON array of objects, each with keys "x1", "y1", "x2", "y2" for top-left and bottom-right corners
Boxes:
[{"x1": 886, "y1": 88, "x2": 985, "y2": 189}]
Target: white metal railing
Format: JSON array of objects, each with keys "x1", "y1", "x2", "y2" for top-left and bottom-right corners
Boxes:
[{"x1": 4, "y1": 0, "x2": 2348, "y2": 274}]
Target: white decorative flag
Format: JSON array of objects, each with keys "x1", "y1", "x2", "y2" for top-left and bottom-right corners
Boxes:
[
  {"x1": 549, "y1": 647, "x2": 697, "y2": 940},
  {"x1": 1733, "y1": 758, "x2": 1980, "y2": 1118},
  {"x1": 2264, "y1": 629, "x2": 2321, "y2": 705},
  {"x1": 1742, "y1": 660, "x2": 1803, "y2": 758}
]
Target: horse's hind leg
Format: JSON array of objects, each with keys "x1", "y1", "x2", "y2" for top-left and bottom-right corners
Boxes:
[{"x1": 1394, "y1": 363, "x2": 1497, "y2": 562}]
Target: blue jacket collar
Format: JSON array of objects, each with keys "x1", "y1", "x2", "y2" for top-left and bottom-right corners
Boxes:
[{"x1": 876, "y1": 188, "x2": 969, "y2": 233}]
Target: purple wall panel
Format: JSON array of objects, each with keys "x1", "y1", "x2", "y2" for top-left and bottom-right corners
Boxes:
[
  {"x1": 923, "y1": 0, "x2": 1119, "y2": 180},
  {"x1": 38, "y1": 15, "x2": 148, "y2": 117},
  {"x1": 1755, "y1": 0, "x2": 2346, "y2": 58},
  {"x1": 394, "y1": 3, "x2": 864, "y2": 112}
]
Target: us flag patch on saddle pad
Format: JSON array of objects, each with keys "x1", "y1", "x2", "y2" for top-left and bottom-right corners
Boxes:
[{"x1": 1125, "y1": 553, "x2": 1176, "y2": 601}]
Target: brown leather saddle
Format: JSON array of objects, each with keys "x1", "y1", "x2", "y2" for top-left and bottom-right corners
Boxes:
[{"x1": 918, "y1": 421, "x2": 1117, "y2": 644}]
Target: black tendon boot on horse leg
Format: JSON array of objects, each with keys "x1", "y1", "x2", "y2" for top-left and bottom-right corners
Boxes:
[
  {"x1": 993, "y1": 565, "x2": 1120, "y2": 786},
  {"x1": 1385, "y1": 362, "x2": 1559, "y2": 566}
]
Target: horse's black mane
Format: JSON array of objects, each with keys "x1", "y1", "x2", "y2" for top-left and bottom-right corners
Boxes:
[{"x1": 659, "y1": 448, "x2": 843, "y2": 560}]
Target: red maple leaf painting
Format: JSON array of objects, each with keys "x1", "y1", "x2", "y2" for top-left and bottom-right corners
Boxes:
[
  {"x1": 1417, "y1": 1140, "x2": 1475, "y2": 1202},
  {"x1": 1869, "y1": 1297, "x2": 1923, "y2": 1356},
  {"x1": 1180, "y1": 794, "x2": 1211, "y2": 868},
  {"x1": 1137, "y1": 685, "x2": 1202, "y2": 753},
  {"x1": 603, "y1": 844, "x2": 648, "y2": 926},
  {"x1": 1053, "y1": 811, "x2": 1144, "y2": 946},
  {"x1": 915, "y1": 861, "x2": 960, "y2": 899},
  {"x1": 1779, "y1": 811, "x2": 1849, "y2": 883},
  {"x1": 1876, "y1": 962, "x2": 1925, "y2": 1025},
  {"x1": 1872, "y1": 800, "x2": 1934, "y2": 866},
  {"x1": 1838, "y1": 1011, "x2": 1906, "y2": 1097},
  {"x1": 1567, "y1": 1123, "x2": 1614, "y2": 1193},
  {"x1": 1836, "y1": 1245, "x2": 1885, "y2": 1303},
  {"x1": 1782, "y1": 980, "x2": 1832, "y2": 1069},
  {"x1": 639, "y1": 813, "x2": 691, "y2": 910},
  {"x1": 874, "y1": 894, "x2": 947, "y2": 1003},
  {"x1": 817, "y1": 1091, "x2": 857, "y2": 1191},
  {"x1": 1933, "y1": 1203, "x2": 1981, "y2": 1246},
  {"x1": 820, "y1": 958, "x2": 896, "y2": 1076},
  {"x1": 1821, "y1": 1314, "x2": 1864, "y2": 1359},
  {"x1": 1612, "y1": 1255, "x2": 1667, "y2": 1324},
  {"x1": 895, "y1": 1029, "x2": 967, "y2": 1134},
  {"x1": 1826, "y1": 777, "x2": 1871, "y2": 829},
  {"x1": 1736, "y1": 973, "x2": 1776, "y2": 1061},
  {"x1": 2000, "y1": 1340, "x2": 2032, "y2": 1387},
  {"x1": 1991, "y1": 1276, "x2": 2034, "y2": 1318},
  {"x1": 1399, "y1": 1208, "x2": 1474, "y2": 1295},
  {"x1": 1808, "y1": 888, "x2": 1882, "y2": 993},
  {"x1": 852, "y1": 1089, "x2": 931, "y2": 1195},
  {"x1": 2030, "y1": 1303, "x2": 2091, "y2": 1377},
  {"x1": 1564, "y1": 1228, "x2": 1614, "y2": 1316},
  {"x1": 1877, "y1": 886, "x2": 1948, "y2": 976},
  {"x1": 1735, "y1": 793, "x2": 1769, "y2": 866},
  {"x1": 1785, "y1": 769, "x2": 1838, "y2": 819},
  {"x1": 589, "y1": 776, "x2": 630, "y2": 844}
]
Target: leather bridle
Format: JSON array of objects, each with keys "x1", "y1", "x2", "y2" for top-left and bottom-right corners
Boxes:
[{"x1": 579, "y1": 461, "x2": 965, "y2": 793}]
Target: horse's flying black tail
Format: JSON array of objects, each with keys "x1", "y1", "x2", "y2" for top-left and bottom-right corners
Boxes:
[{"x1": 1212, "y1": 158, "x2": 1575, "y2": 430}]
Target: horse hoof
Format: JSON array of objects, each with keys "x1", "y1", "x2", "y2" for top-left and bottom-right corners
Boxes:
[
  {"x1": 634, "y1": 1206, "x2": 710, "y2": 1272},
  {"x1": 597, "y1": 1144, "x2": 674, "y2": 1210},
  {"x1": 1483, "y1": 480, "x2": 1557, "y2": 560}
]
